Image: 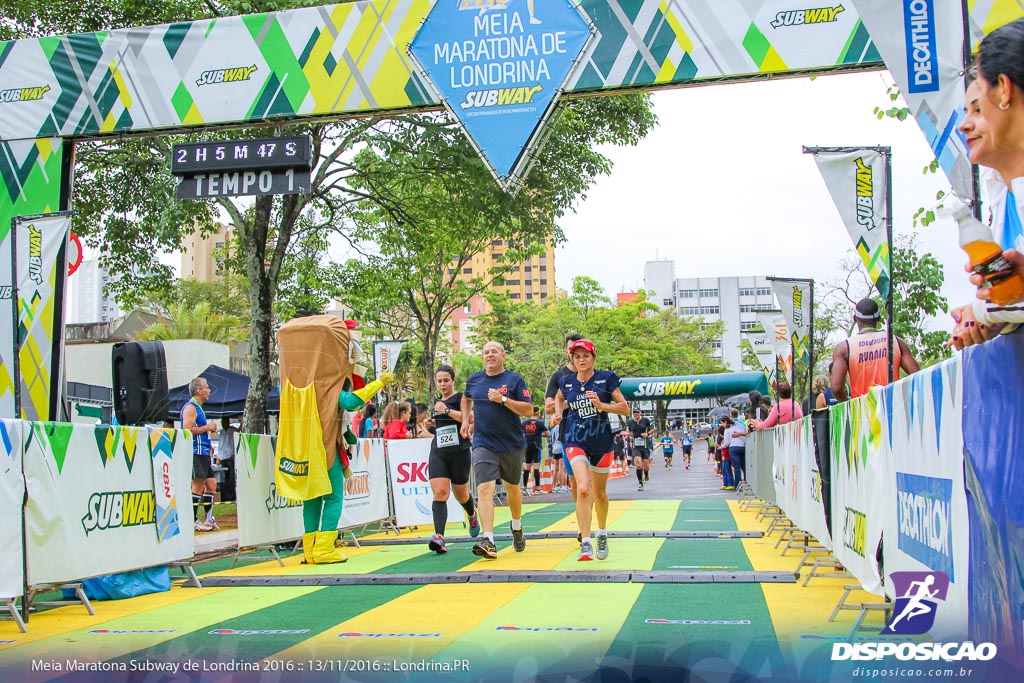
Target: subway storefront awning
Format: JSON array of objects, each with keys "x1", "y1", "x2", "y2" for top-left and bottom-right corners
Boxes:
[{"x1": 619, "y1": 372, "x2": 769, "y2": 401}]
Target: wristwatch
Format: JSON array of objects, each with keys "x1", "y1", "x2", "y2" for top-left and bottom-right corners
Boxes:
[
  {"x1": 444, "y1": 407, "x2": 451, "y2": 415},
  {"x1": 501, "y1": 395, "x2": 508, "y2": 404}
]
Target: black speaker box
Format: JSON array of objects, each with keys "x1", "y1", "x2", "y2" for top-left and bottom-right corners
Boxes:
[{"x1": 112, "y1": 341, "x2": 169, "y2": 425}]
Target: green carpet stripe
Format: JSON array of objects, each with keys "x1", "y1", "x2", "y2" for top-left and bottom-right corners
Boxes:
[
  {"x1": 107, "y1": 585, "x2": 412, "y2": 666},
  {"x1": 603, "y1": 500, "x2": 785, "y2": 673}
]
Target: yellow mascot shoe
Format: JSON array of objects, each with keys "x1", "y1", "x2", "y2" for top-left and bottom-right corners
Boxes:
[
  {"x1": 313, "y1": 530, "x2": 348, "y2": 564},
  {"x1": 301, "y1": 532, "x2": 317, "y2": 565}
]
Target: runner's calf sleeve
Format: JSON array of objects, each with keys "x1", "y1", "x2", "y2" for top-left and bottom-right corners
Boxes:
[
  {"x1": 432, "y1": 500, "x2": 448, "y2": 536},
  {"x1": 523, "y1": 471, "x2": 530, "y2": 488},
  {"x1": 636, "y1": 468, "x2": 644, "y2": 484},
  {"x1": 201, "y1": 493, "x2": 215, "y2": 517},
  {"x1": 460, "y1": 496, "x2": 476, "y2": 517},
  {"x1": 533, "y1": 469, "x2": 541, "y2": 488},
  {"x1": 192, "y1": 494, "x2": 202, "y2": 521}
]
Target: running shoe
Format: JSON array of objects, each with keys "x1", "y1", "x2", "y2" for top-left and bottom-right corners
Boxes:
[
  {"x1": 467, "y1": 513, "x2": 481, "y2": 538},
  {"x1": 428, "y1": 533, "x2": 447, "y2": 554},
  {"x1": 638, "y1": 483, "x2": 644, "y2": 491},
  {"x1": 472, "y1": 538, "x2": 498, "y2": 559},
  {"x1": 510, "y1": 522, "x2": 526, "y2": 552},
  {"x1": 579, "y1": 539, "x2": 594, "y2": 561},
  {"x1": 596, "y1": 534, "x2": 609, "y2": 560},
  {"x1": 194, "y1": 521, "x2": 213, "y2": 532},
  {"x1": 206, "y1": 518, "x2": 220, "y2": 531}
]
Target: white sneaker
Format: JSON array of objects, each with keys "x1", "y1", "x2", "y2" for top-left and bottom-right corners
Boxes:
[
  {"x1": 194, "y1": 521, "x2": 213, "y2": 532},
  {"x1": 596, "y1": 534, "x2": 609, "y2": 560}
]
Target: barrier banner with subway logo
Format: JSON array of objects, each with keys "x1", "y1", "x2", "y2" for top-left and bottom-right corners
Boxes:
[
  {"x1": 237, "y1": 434, "x2": 392, "y2": 548},
  {"x1": 14, "y1": 212, "x2": 70, "y2": 422},
  {"x1": 22, "y1": 423, "x2": 193, "y2": 585},
  {"x1": 829, "y1": 389, "x2": 887, "y2": 595},
  {"x1": 810, "y1": 149, "x2": 890, "y2": 297},
  {"x1": 962, "y1": 329, "x2": 1024, "y2": 668},
  {"x1": 879, "y1": 358, "x2": 968, "y2": 640},
  {"x1": 773, "y1": 416, "x2": 831, "y2": 550},
  {"x1": 0, "y1": 419, "x2": 24, "y2": 598},
  {"x1": 385, "y1": 438, "x2": 464, "y2": 529}
]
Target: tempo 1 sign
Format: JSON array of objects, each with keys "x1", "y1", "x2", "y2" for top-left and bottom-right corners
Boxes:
[{"x1": 171, "y1": 135, "x2": 313, "y2": 199}]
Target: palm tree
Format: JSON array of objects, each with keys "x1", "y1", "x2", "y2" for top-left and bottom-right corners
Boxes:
[{"x1": 136, "y1": 302, "x2": 246, "y2": 345}]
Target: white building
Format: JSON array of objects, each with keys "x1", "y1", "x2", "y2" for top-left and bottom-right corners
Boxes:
[{"x1": 68, "y1": 258, "x2": 121, "y2": 324}]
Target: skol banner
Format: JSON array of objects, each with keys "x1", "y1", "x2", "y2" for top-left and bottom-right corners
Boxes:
[
  {"x1": 829, "y1": 390, "x2": 888, "y2": 595},
  {"x1": 879, "y1": 358, "x2": 968, "y2": 641},
  {"x1": 340, "y1": 438, "x2": 390, "y2": 529},
  {"x1": 385, "y1": 438, "x2": 465, "y2": 530},
  {"x1": 769, "y1": 279, "x2": 812, "y2": 363},
  {"x1": 850, "y1": 0, "x2": 972, "y2": 199},
  {"x1": 13, "y1": 213, "x2": 71, "y2": 422},
  {"x1": 0, "y1": 419, "x2": 25, "y2": 599},
  {"x1": 809, "y1": 148, "x2": 891, "y2": 297},
  {"x1": 374, "y1": 341, "x2": 405, "y2": 379},
  {"x1": 22, "y1": 423, "x2": 193, "y2": 585},
  {"x1": 756, "y1": 311, "x2": 793, "y2": 377},
  {"x1": 236, "y1": 432, "x2": 302, "y2": 548},
  {"x1": 773, "y1": 416, "x2": 831, "y2": 549}
]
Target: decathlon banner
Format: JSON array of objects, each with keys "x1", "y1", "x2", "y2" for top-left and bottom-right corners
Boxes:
[
  {"x1": 236, "y1": 432, "x2": 302, "y2": 548},
  {"x1": 149, "y1": 428, "x2": 183, "y2": 543},
  {"x1": 829, "y1": 390, "x2": 888, "y2": 595},
  {"x1": 339, "y1": 438, "x2": 390, "y2": 530},
  {"x1": 769, "y1": 279, "x2": 812, "y2": 363},
  {"x1": 385, "y1": 438, "x2": 464, "y2": 530},
  {"x1": 22, "y1": 423, "x2": 193, "y2": 585},
  {"x1": 774, "y1": 416, "x2": 832, "y2": 549},
  {"x1": 962, "y1": 328, "x2": 1024, "y2": 667},
  {"x1": 850, "y1": 0, "x2": 972, "y2": 199},
  {"x1": 14, "y1": 213, "x2": 70, "y2": 422},
  {"x1": 809, "y1": 148, "x2": 891, "y2": 298},
  {"x1": 374, "y1": 341, "x2": 405, "y2": 379},
  {"x1": 879, "y1": 358, "x2": 968, "y2": 641},
  {"x1": 0, "y1": 419, "x2": 25, "y2": 598}
]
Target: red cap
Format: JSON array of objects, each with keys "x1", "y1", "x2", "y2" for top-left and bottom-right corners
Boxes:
[{"x1": 568, "y1": 339, "x2": 596, "y2": 355}]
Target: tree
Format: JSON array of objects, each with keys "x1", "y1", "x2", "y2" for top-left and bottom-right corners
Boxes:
[
  {"x1": 340, "y1": 97, "x2": 657, "y2": 397},
  {"x1": 136, "y1": 302, "x2": 245, "y2": 345}
]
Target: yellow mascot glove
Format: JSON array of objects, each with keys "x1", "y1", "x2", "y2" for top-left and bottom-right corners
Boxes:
[{"x1": 338, "y1": 372, "x2": 396, "y2": 411}]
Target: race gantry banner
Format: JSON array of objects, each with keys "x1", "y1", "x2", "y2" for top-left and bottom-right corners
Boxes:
[
  {"x1": 773, "y1": 416, "x2": 832, "y2": 549},
  {"x1": 0, "y1": 1, "x2": 884, "y2": 143},
  {"x1": 810, "y1": 148, "x2": 890, "y2": 297},
  {"x1": 829, "y1": 389, "x2": 888, "y2": 595},
  {"x1": 385, "y1": 438, "x2": 465, "y2": 530},
  {"x1": 13, "y1": 212, "x2": 70, "y2": 422},
  {"x1": 0, "y1": 419, "x2": 25, "y2": 599},
  {"x1": 409, "y1": 0, "x2": 595, "y2": 191},
  {"x1": 849, "y1": 0, "x2": 972, "y2": 200},
  {"x1": 236, "y1": 432, "x2": 302, "y2": 548},
  {"x1": 769, "y1": 278, "x2": 811, "y2": 363},
  {"x1": 22, "y1": 423, "x2": 194, "y2": 585},
  {"x1": 340, "y1": 438, "x2": 390, "y2": 530},
  {"x1": 879, "y1": 358, "x2": 968, "y2": 641}
]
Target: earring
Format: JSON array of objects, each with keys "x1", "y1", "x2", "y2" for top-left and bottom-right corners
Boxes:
[{"x1": 1000, "y1": 101, "x2": 1011, "y2": 110}]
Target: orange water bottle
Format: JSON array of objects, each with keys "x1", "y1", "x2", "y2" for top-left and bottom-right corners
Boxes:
[{"x1": 952, "y1": 201, "x2": 1024, "y2": 305}]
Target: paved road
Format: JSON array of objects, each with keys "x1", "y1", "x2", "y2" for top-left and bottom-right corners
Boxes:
[{"x1": 525, "y1": 439, "x2": 731, "y2": 504}]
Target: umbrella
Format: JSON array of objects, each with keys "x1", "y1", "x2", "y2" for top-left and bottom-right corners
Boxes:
[
  {"x1": 708, "y1": 406, "x2": 732, "y2": 418},
  {"x1": 723, "y1": 393, "x2": 751, "y2": 409}
]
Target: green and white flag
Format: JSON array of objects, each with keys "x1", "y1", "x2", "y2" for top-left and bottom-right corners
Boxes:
[
  {"x1": 770, "y1": 279, "x2": 812, "y2": 364},
  {"x1": 811, "y1": 149, "x2": 890, "y2": 297}
]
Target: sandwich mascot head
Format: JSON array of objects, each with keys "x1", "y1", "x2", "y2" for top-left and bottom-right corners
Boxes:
[{"x1": 275, "y1": 315, "x2": 394, "y2": 563}]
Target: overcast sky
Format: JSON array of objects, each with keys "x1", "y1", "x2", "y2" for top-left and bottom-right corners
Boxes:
[{"x1": 554, "y1": 70, "x2": 975, "y2": 334}]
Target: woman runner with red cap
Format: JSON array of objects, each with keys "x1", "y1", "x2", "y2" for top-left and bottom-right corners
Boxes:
[{"x1": 552, "y1": 339, "x2": 630, "y2": 561}]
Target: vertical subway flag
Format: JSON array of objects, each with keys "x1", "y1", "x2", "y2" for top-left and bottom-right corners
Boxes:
[
  {"x1": 14, "y1": 213, "x2": 71, "y2": 421},
  {"x1": 408, "y1": 0, "x2": 595, "y2": 192},
  {"x1": 770, "y1": 279, "x2": 812, "y2": 363},
  {"x1": 850, "y1": 0, "x2": 971, "y2": 199},
  {"x1": 811, "y1": 149, "x2": 891, "y2": 297}
]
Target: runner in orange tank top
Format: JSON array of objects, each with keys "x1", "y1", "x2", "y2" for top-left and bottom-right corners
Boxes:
[{"x1": 831, "y1": 298, "x2": 920, "y2": 401}]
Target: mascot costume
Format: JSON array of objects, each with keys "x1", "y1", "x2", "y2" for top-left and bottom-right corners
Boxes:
[{"x1": 275, "y1": 315, "x2": 393, "y2": 564}]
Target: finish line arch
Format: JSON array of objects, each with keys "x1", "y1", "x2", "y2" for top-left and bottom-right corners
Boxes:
[
  {"x1": 0, "y1": 1, "x2": 1016, "y2": 419},
  {"x1": 619, "y1": 372, "x2": 769, "y2": 402}
]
